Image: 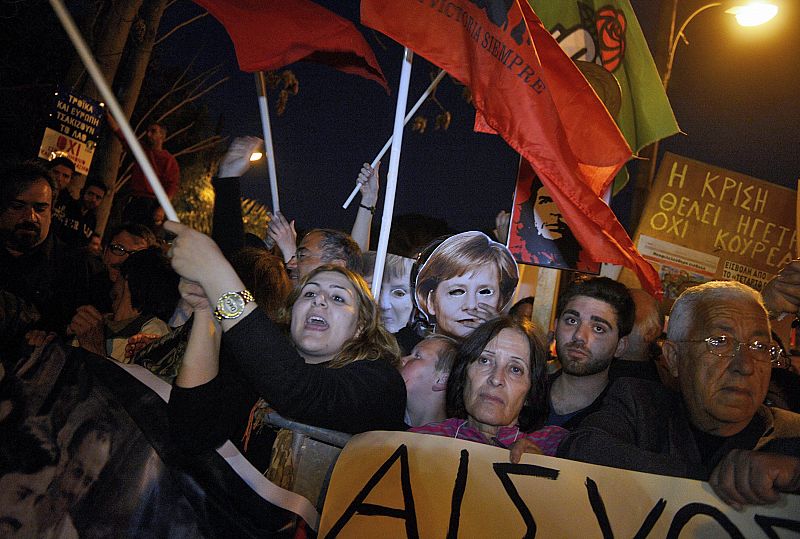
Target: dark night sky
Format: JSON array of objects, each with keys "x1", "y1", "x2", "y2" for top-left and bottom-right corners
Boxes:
[{"x1": 163, "y1": 0, "x2": 799, "y2": 235}]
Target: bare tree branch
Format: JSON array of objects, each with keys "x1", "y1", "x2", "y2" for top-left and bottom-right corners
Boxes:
[
  {"x1": 164, "y1": 121, "x2": 194, "y2": 143},
  {"x1": 172, "y1": 135, "x2": 227, "y2": 157},
  {"x1": 155, "y1": 12, "x2": 209, "y2": 46},
  {"x1": 155, "y1": 75, "x2": 229, "y2": 126},
  {"x1": 135, "y1": 62, "x2": 221, "y2": 132},
  {"x1": 134, "y1": 55, "x2": 211, "y2": 131}
]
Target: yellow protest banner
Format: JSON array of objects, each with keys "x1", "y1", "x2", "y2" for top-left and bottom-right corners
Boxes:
[{"x1": 319, "y1": 431, "x2": 799, "y2": 538}]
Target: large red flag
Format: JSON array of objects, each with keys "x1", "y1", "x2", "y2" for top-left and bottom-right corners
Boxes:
[
  {"x1": 361, "y1": 0, "x2": 661, "y2": 296},
  {"x1": 195, "y1": 0, "x2": 388, "y2": 91}
]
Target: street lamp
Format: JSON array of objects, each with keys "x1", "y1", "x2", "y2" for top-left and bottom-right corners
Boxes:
[
  {"x1": 630, "y1": 1, "x2": 779, "y2": 230},
  {"x1": 663, "y1": 1, "x2": 779, "y2": 89},
  {"x1": 726, "y1": 2, "x2": 779, "y2": 26}
]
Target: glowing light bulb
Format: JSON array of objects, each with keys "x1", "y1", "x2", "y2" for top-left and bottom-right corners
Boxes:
[
  {"x1": 249, "y1": 152, "x2": 263, "y2": 161},
  {"x1": 725, "y1": 2, "x2": 778, "y2": 27}
]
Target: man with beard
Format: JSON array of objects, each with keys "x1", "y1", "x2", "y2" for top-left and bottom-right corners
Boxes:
[
  {"x1": 546, "y1": 276, "x2": 634, "y2": 429},
  {"x1": 559, "y1": 281, "x2": 800, "y2": 509},
  {"x1": 0, "y1": 161, "x2": 102, "y2": 332}
]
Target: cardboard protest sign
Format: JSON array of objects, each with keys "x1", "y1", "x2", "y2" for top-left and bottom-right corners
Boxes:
[
  {"x1": 508, "y1": 158, "x2": 601, "y2": 274},
  {"x1": 319, "y1": 431, "x2": 799, "y2": 538},
  {"x1": 626, "y1": 152, "x2": 796, "y2": 299},
  {"x1": 38, "y1": 88, "x2": 103, "y2": 175}
]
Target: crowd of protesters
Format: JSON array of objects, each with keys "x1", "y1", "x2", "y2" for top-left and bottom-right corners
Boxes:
[{"x1": 1, "y1": 131, "x2": 800, "y2": 537}]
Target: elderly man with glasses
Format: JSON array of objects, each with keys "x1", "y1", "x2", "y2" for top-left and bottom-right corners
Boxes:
[{"x1": 559, "y1": 280, "x2": 800, "y2": 509}]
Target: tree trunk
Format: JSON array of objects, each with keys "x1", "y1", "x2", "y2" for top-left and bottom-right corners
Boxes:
[
  {"x1": 75, "y1": 0, "x2": 145, "y2": 100},
  {"x1": 63, "y1": 0, "x2": 107, "y2": 89},
  {"x1": 92, "y1": 0, "x2": 170, "y2": 234},
  {"x1": 67, "y1": 0, "x2": 143, "y2": 235}
]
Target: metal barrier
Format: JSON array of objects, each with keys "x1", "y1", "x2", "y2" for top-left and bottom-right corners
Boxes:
[{"x1": 265, "y1": 412, "x2": 352, "y2": 509}]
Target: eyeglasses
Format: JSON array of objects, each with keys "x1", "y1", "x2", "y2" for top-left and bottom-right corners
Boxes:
[
  {"x1": 106, "y1": 243, "x2": 141, "y2": 257},
  {"x1": 774, "y1": 350, "x2": 793, "y2": 370},
  {"x1": 680, "y1": 335, "x2": 781, "y2": 365}
]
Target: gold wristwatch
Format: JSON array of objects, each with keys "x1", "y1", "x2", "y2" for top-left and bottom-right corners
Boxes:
[{"x1": 213, "y1": 290, "x2": 255, "y2": 321}]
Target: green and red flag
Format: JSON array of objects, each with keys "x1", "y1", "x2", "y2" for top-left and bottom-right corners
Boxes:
[
  {"x1": 361, "y1": 0, "x2": 662, "y2": 296},
  {"x1": 194, "y1": 0, "x2": 388, "y2": 91},
  {"x1": 532, "y1": 0, "x2": 680, "y2": 191}
]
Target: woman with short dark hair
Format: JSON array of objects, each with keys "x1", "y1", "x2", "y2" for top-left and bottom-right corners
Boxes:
[{"x1": 412, "y1": 316, "x2": 566, "y2": 459}]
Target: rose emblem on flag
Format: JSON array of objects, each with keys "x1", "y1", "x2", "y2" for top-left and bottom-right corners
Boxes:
[{"x1": 596, "y1": 7, "x2": 626, "y2": 72}]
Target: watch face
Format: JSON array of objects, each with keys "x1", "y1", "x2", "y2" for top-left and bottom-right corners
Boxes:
[{"x1": 219, "y1": 292, "x2": 245, "y2": 317}]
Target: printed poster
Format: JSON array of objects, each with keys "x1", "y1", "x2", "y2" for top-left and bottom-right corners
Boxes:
[{"x1": 508, "y1": 158, "x2": 601, "y2": 274}]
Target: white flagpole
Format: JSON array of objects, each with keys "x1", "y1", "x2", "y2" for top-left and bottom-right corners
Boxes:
[
  {"x1": 371, "y1": 47, "x2": 414, "y2": 297},
  {"x1": 342, "y1": 68, "x2": 445, "y2": 209},
  {"x1": 255, "y1": 72, "x2": 281, "y2": 213},
  {"x1": 50, "y1": 0, "x2": 179, "y2": 222}
]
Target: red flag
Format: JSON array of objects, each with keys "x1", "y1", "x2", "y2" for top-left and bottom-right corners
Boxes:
[
  {"x1": 195, "y1": 0, "x2": 388, "y2": 91},
  {"x1": 361, "y1": 0, "x2": 661, "y2": 297}
]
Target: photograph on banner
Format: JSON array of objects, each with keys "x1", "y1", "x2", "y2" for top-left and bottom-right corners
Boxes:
[
  {"x1": 37, "y1": 87, "x2": 104, "y2": 175},
  {"x1": 1, "y1": 341, "x2": 296, "y2": 538},
  {"x1": 320, "y1": 431, "x2": 800, "y2": 537},
  {"x1": 508, "y1": 158, "x2": 600, "y2": 274},
  {"x1": 621, "y1": 152, "x2": 797, "y2": 298}
]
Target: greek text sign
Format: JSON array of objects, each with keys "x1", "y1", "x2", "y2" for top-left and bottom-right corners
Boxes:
[
  {"x1": 320, "y1": 431, "x2": 799, "y2": 538},
  {"x1": 38, "y1": 88, "x2": 103, "y2": 175},
  {"x1": 633, "y1": 153, "x2": 796, "y2": 298}
]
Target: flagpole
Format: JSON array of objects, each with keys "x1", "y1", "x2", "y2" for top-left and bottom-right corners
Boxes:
[
  {"x1": 49, "y1": 0, "x2": 178, "y2": 222},
  {"x1": 255, "y1": 72, "x2": 281, "y2": 213},
  {"x1": 342, "y1": 68, "x2": 445, "y2": 209},
  {"x1": 532, "y1": 267, "x2": 561, "y2": 337},
  {"x1": 371, "y1": 47, "x2": 414, "y2": 297}
]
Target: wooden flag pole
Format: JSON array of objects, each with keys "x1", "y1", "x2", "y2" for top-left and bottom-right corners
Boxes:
[
  {"x1": 371, "y1": 47, "x2": 414, "y2": 297},
  {"x1": 342, "y1": 69, "x2": 445, "y2": 209},
  {"x1": 532, "y1": 267, "x2": 561, "y2": 341},
  {"x1": 255, "y1": 72, "x2": 281, "y2": 213},
  {"x1": 50, "y1": 0, "x2": 178, "y2": 222}
]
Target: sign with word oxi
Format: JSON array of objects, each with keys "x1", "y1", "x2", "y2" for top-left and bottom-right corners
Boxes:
[
  {"x1": 319, "y1": 432, "x2": 799, "y2": 538},
  {"x1": 627, "y1": 153, "x2": 796, "y2": 299},
  {"x1": 38, "y1": 88, "x2": 104, "y2": 175}
]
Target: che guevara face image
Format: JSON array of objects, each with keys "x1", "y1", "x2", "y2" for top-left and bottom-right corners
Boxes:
[{"x1": 532, "y1": 185, "x2": 567, "y2": 241}]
